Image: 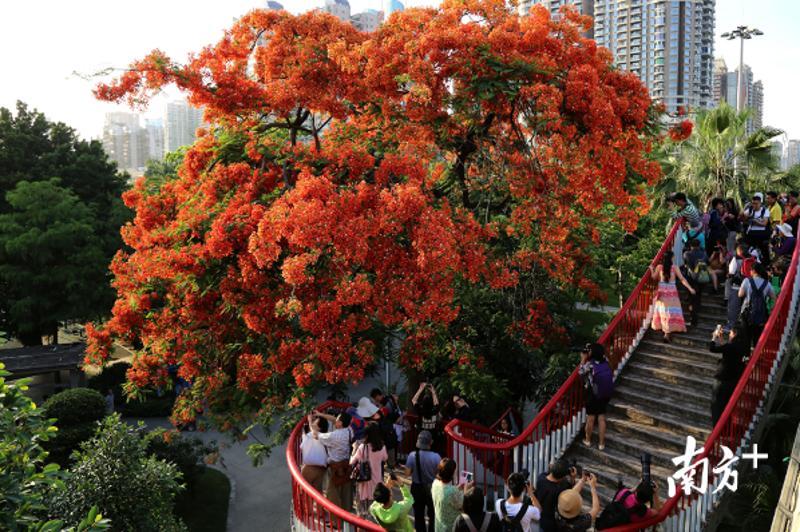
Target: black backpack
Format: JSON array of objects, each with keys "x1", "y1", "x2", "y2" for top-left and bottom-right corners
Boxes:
[
  {"x1": 498, "y1": 500, "x2": 528, "y2": 532},
  {"x1": 744, "y1": 278, "x2": 769, "y2": 327},
  {"x1": 595, "y1": 488, "x2": 633, "y2": 529}
]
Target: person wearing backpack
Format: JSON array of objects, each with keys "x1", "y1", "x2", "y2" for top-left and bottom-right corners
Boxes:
[
  {"x1": 495, "y1": 472, "x2": 541, "y2": 532},
  {"x1": 725, "y1": 243, "x2": 749, "y2": 331},
  {"x1": 740, "y1": 194, "x2": 771, "y2": 268},
  {"x1": 738, "y1": 263, "x2": 776, "y2": 348},
  {"x1": 579, "y1": 343, "x2": 613, "y2": 451},
  {"x1": 555, "y1": 472, "x2": 599, "y2": 531},
  {"x1": 454, "y1": 487, "x2": 502, "y2": 532},
  {"x1": 595, "y1": 480, "x2": 661, "y2": 529}
]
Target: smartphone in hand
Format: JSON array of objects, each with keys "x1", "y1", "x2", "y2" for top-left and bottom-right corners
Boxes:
[{"x1": 460, "y1": 471, "x2": 474, "y2": 484}]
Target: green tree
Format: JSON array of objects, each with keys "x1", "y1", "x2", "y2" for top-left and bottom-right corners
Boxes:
[
  {"x1": 142, "y1": 147, "x2": 186, "y2": 194},
  {"x1": 658, "y1": 103, "x2": 782, "y2": 204},
  {"x1": 0, "y1": 179, "x2": 110, "y2": 344},
  {"x1": 0, "y1": 102, "x2": 129, "y2": 344},
  {"x1": 48, "y1": 415, "x2": 185, "y2": 532}
]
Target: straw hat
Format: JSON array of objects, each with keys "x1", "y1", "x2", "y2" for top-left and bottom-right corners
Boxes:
[
  {"x1": 355, "y1": 397, "x2": 379, "y2": 419},
  {"x1": 558, "y1": 489, "x2": 583, "y2": 520},
  {"x1": 776, "y1": 223, "x2": 794, "y2": 238}
]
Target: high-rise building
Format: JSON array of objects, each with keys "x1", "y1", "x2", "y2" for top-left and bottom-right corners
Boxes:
[
  {"x1": 786, "y1": 140, "x2": 800, "y2": 170},
  {"x1": 164, "y1": 100, "x2": 204, "y2": 155},
  {"x1": 101, "y1": 112, "x2": 151, "y2": 173},
  {"x1": 751, "y1": 80, "x2": 763, "y2": 133},
  {"x1": 592, "y1": 0, "x2": 715, "y2": 114},
  {"x1": 323, "y1": 0, "x2": 351, "y2": 22},
  {"x1": 383, "y1": 0, "x2": 404, "y2": 17},
  {"x1": 351, "y1": 9, "x2": 383, "y2": 32},
  {"x1": 518, "y1": 0, "x2": 594, "y2": 36},
  {"x1": 712, "y1": 57, "x2": 727, "y2": 106},
  {"x1": 145, "y1": 118, "x2": 164, "y2": 163}
]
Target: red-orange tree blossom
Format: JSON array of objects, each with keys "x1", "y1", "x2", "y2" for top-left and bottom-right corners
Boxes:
[{"x1": 88, "y1": 0, "x2": 660, "y2": 432}]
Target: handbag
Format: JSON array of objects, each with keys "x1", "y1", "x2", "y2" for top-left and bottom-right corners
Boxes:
[{"x1": 350, "y1": 444, "x2": 372, "y2": 482}]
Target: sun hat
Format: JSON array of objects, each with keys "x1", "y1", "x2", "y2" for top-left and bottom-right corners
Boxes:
[
  {"x1": 355, "y1": 397, "x2": 379, "y2": 419},
  {"x1": 753, "y1": 192, "x2": 764, "y2": 201},
  {"x1": 558, "y1": 489, "x2": 583, "y2": 519},
  {"x1": 416, "y1": 430, "x2": 433, "y2": 450},
  {"x1": 776, "y1": 223, "x2": 794, "y2": 238}
]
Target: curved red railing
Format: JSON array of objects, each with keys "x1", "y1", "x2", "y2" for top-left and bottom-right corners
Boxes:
[
  {"x1": 443, "y1": 221, "x2": 682, "y2": 499},
  {"x1": 608, "y1": 233, "x2": 800, "y2": 531},
  {"x1": 287, "y1": 400, "x2": 383, "y2": 532}
]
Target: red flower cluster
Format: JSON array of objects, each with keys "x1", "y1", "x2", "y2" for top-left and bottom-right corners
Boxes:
[
  {"x1": 88, "y1": 0, "x2": 660, "y2": 428},
  {"x1": 668, "y1": 120, "x2": 694, "y2": 142}
]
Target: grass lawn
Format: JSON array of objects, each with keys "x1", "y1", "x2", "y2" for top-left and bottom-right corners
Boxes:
[
  {"x1": 572, "y1": 309, "x2": 612, "y2": 343},
  {"x1": 176, "y1": 466, "x2": 231, "y2": 532}
]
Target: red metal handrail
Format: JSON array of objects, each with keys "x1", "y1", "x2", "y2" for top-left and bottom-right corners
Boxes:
[
  {"x1": 607, "y1": 233, "x2": 800, "y2": 531},
  {"x1": 445, "y1": 220, "x2": 682, "y2": 451},
  {"x1": 441, "y1": 221, "x2": 682, "y2": 502},
  {"x1": 286, "y1": 400, "x2": 383, "y2": 531}
]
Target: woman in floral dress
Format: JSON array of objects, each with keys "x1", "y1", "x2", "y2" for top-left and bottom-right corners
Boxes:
[{"x1": 649, "y1": 251, "x2": 696, "y2": 342}]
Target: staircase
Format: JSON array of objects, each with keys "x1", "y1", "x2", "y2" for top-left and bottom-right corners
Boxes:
[{"x1": 562, "y1": 289, "x2": 726, "y2": 505}]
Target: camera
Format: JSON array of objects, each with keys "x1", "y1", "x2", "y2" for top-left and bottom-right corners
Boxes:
[
  {"x1": 640, "y1": 452, "x2": 652, "y2": 484},
  {"x1": 521, "y1": 468, "x2": 530, "y2": 485},
  {"x1": 569, "y1": 459, "x2": 583, "y2": 478}
]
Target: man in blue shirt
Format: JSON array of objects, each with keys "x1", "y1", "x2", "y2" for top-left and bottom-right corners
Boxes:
[{"x1": 402, "y1": 431, "x2": 441, "y2": 532}]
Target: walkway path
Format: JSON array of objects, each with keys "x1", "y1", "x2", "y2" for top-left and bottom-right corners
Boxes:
[{"x1": 138, "y1": 363, "x2": 407, "y2": 531}]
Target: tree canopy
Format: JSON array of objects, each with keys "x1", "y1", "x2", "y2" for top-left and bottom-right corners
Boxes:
[
  {"x1": 88, "y1": 1, "x2": 661, "y2": 434},
  {"x1": 0, "y1": 103, "x2": 130, "y2": 344}
]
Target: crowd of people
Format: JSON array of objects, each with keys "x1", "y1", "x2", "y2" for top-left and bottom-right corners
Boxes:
[{"x1": 296, "y1": 190, "x2": 798, "y2": 531}]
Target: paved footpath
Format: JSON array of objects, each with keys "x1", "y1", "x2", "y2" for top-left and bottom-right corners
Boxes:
[{"x1": 139, "y1": 365, "x2": 406, "y2": 531}]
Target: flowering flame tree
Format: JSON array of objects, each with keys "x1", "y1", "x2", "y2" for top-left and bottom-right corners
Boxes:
[{"x1": 88, "y1": 0, "x2": 660, "y2": 436}]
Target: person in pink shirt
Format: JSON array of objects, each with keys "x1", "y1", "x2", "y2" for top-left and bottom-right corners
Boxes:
[
  {"x1": 614, "y1": 481, "x2": 662, "y2": 523},
  {"x1": 351, "y1": 423, "x2": 388, "y2": 517}
]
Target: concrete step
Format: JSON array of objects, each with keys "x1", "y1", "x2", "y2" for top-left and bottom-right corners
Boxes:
[
  {"x1": 613, "y1": 385, "x2": 710, "y2": 424},
  {"x1": 606, "y1": 418, "x2": 689, "y2": 453},
  {"x1": 638, "y1": 340, "x2": 721, "y2": 362},
  {"x1": 625, "y1": 362, "x2": 716, "y2": 389},
  {"x1": 634, "y1": 351, "x2": 718, "y2": 377},
  {"x1": 608, "y1": 399, "x2": 711, "y2": 441},
  {"x1": 650, "y1": 329, "x2": 717, "y2": 348},
  {"x1": 600, "y1": 430, "x2": 682, "y2": 471},
  {"x1": 615, "y1": 374, "x2": 712, "y2": 406}
]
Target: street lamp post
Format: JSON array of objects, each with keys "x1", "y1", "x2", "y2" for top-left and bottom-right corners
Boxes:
[
  {"x1": 721, "y1": 26, "x2": 764, "y2": 112},
  {"x1": 721, "y1": 26, "x2": 763, "y2": 179}
]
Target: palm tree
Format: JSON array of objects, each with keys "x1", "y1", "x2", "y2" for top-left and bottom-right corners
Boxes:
[{"x1": 656, "y1": 103, "x2": 783, "y2": 206}]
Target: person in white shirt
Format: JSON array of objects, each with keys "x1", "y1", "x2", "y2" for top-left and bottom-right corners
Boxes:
[
  {"x1": 496, "y1": 472, "x2": 542, "y2": 532},
  {"x1": 310, "y1": 412, "x2": 354, "y2": 511},
  {"x1": 741, "y1": 194, "x2": 771, "y2": 267},
  {"x1": 300, "y1": 416, "x2": 328, "y2": 492}
]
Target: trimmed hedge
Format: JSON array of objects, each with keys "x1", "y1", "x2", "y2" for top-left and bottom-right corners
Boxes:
[
  {"x1": 42, "y1": 388, "x2": 106, "y2": 466},
  {"x1": 43, "y1": 388, "x2": 106, "y2": 426}
]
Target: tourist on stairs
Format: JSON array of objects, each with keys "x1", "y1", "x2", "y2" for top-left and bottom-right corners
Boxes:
[
  {"x1": 649, "y1": 251, "x2": 695, "y2": 343},
  {"x1": 709, "y1": 324, "x2": 747, "y2": 426},
  {"x1": 738, "y1": 262, "x2": 776, "y2": 348},
  {"x1": 453, "y1": 487, "x2": 502, "y2": 532},
  {"x1": 351, "y1": 423, "x2": 388, "y2": 517},
  {"x1": 579, "y1": 343, "x2": 613, "y2": 451}
]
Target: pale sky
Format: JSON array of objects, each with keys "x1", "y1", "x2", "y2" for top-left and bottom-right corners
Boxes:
[{"x1": 0, "y1": 1, "x2": 797, "y2": 142}]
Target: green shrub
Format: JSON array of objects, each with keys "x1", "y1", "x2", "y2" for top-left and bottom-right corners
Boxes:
[
  {"x1": 43, "y1": 388, "x2": 106, "y2": 426},
  {"x1": 49, "y1": 414, "x2": 186, "y2": 532},
  {"x1": 146, "y1": 430, "x2": 217, "y2": 490},
  {"x1": 42, "y1": 388, "x2": 107, "y2": 466}
]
